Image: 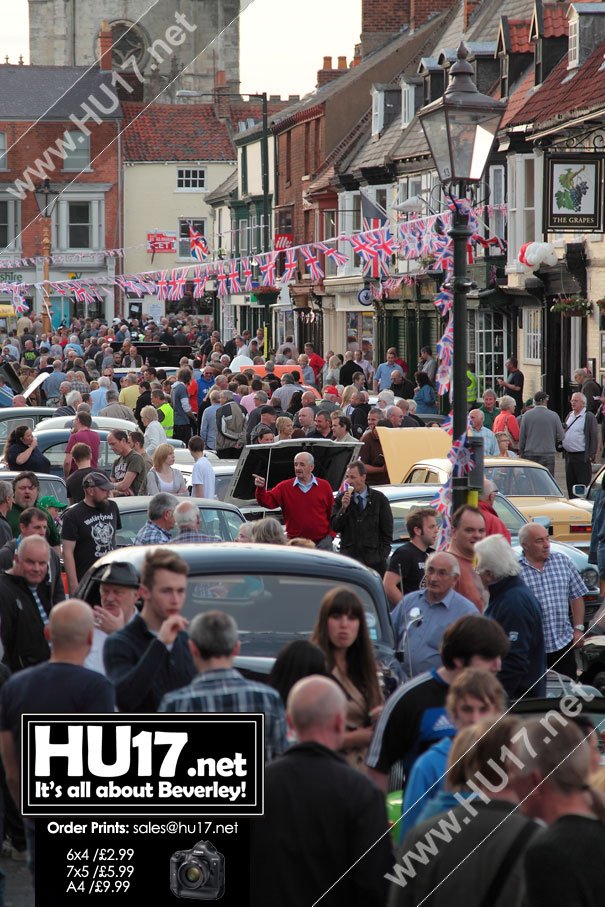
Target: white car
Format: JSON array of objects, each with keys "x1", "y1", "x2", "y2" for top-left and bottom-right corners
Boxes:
[{"x1": 39, "y1": 415, "x2": 137, "y2": 433}]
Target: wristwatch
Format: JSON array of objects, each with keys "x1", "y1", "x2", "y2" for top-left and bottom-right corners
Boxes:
[{"x1": 574, "y1": 624, "x2": 585, "y2": 632}]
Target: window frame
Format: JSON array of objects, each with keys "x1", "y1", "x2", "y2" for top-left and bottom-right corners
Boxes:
[
  {"x1": 401, "y1": 82, "x2": 415, "y2": 128},
  {"x1": 524, "y1": 306, "x2": 542, "y2": 364},
  {"x1": 0, "y1": 196, "x2": 21, "y2": 251},
  {"x1": 568, "y1": 16, "x2": 579, "y2": 69},
  {"x1": 62, "y1": 130, "x2": 91, "y2": 172},
  {"x1": 0, "y1": 132, "x2": 7, "y2": 170},
  {"x1": 178, "y1": 217, "x2": 206, "y2": 259},
  {"x1": 371, "y1": 89, "x2": 385, "y2": 137},
  {"x1": 176, "y1": 167, "x2": 206, "y2": 192}
]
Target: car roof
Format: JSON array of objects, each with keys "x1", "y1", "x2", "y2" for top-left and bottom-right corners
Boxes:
[
  {"x1": 33, "y1": 428, "x2": 111, "y2": 440},
  {"x1": 0, "y1": 471, "x2": 66, "y2": 486},
  {"x1": 111, "y1": 495, "x2": 243, "y2": 515},
  {"x1": 409, "y1": 457, "x2": 550, "y2": 470},
  {"x1": 0, "y1": 407, "x2": 56, "y2": 418},
  {"x1": 87, "y1": 542, "x2": 382, "y2": 578}
]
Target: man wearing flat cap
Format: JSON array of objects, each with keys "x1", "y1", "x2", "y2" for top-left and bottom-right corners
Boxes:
[
  {"x1": 62, "y1": 472, "x2": 121, "y2": 595},
  {"x1": 85, "y1": 562, "x2": 140, "y2": 675}
]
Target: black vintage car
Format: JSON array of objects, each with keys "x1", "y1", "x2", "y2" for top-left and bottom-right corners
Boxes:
[{"x1": 76, "y1": 543, "x2": 398, "y2": 681}]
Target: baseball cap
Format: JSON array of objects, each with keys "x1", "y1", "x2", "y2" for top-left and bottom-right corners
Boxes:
[
  {"x1": 82, "y1": 471, "x2": 113, "y2": 491},
  {"x1": 534, "y1": 391, "x2": 549, "y2": 403},
  {"x1": 38, "y1": 495, "x2": 67, "y2": 511},
  {"x1": 98, "y1": 562, "x2": 140, "y2": 588},
  {"x1": 324, "y1": 386, "x2": 340, "y2": 396}
]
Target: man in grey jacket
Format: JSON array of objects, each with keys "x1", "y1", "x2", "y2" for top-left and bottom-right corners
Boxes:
[
  {"x1": 518, "y1": 391, "x2": 564, "y2": 476},
  {"x1": 561, "y1": 391, "x2": 599, "y2": 497}
]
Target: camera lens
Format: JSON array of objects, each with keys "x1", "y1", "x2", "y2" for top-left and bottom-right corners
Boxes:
[{"x1": 178, "y1": 860, "x2": 209, "y2": 890}]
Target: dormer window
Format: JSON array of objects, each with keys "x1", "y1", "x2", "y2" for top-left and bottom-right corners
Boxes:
[
  {"x1": 500, "y1": 53, "x2": 509, "y2": 99},
  {"x1": 371, "y1": 88, "x2": 385, "y2": 136},
  {"x1": 401, "y1": 83, "x2": 416, "y2": 128},
  {"x1": 568, "y1": 14, "x2": 579, "y2": 68}
]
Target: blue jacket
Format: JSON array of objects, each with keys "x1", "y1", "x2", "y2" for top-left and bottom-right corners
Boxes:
[
  {"x1": 589, "y1": 486, "x2": 605, "y2": 564},
  {"x1": 414, "y1": 384, "x2": 437, "y2": 414},
  {"x1": 485, "y1": 575, "x2": 546, "y2": 700}
]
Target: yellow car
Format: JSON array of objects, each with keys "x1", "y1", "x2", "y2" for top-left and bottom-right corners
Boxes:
[{"x1": 401, "y1": 457, "x2": 592, "y2": 548}]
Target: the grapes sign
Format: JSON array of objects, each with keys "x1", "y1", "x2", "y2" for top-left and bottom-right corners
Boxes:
[{"x1": 544, "y1": 154, "x2": 603, "y2": 233}]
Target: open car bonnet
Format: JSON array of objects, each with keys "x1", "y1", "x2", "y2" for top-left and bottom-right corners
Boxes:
[
  {"x1": 0, "y1": 363, "x2": 51, "y2": 401},
  {"x1": 377, "y1": 427, "x2": 451, "y2": 484},
  {"x1": 225, "y1": 438, "x2": 362, "y2": 503}
]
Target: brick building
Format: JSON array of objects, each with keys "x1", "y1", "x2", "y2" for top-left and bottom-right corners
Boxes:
[{"x1": 0, "y1": 64, "x2": 122, "y2": 324}]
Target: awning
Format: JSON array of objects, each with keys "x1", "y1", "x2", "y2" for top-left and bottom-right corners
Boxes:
[{"x1": 470, "y1": 287, "x2": 541, "y2": 307}]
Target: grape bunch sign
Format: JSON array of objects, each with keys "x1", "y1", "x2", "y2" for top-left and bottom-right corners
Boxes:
[{"x1": 544, "y1": 154, "x2": 603, "y2": 233}]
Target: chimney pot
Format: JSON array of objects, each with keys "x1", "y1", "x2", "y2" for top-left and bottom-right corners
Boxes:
[
  {"x1": 98, "y1": 20, "x2": 113, "y2": 71},
  {"x1": 323, "y1": 56, "x2": 332, "y2": 70},
  {"x1": 338, "y1": 56, "x2": 347, "y2": 69}
]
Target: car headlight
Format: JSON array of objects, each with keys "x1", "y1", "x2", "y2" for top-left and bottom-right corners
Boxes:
[{"x1": 582, "y1": 567, "x2": 599, "y2": 589}]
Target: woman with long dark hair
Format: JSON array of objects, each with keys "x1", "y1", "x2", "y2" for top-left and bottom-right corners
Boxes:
[
  {"x1": 268, "y1": 640, "x2": 328, "y2": 707},
  {"x1": 311, "y1": 587, "x2": 383, "y2": 770}
]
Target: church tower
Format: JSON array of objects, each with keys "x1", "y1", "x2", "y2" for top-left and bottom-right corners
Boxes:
[{"x1": 28, "y1": 0, "x2": 241, "y2": 101}]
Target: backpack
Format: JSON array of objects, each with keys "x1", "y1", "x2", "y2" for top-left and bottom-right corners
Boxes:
[{"x1": 216, "y1": 402, "x2": 247, "y2": 449}]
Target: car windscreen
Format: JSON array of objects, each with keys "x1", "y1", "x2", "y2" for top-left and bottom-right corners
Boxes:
[
  {"x1": 485, "y1": 465, "x2": 563, "y2": 497},
  {"x1": 115, "y1": 507, "x2": 243, "y2": 547},
  {"x1": 183, "y1": 574, "x2": 381, "y2": 652},
  {"x1": 389, "y1": 493, "x2": 526, "y2": 544}
]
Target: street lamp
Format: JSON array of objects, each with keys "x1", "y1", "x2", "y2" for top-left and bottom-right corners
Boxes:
[
  {"x1": 418, "y1": 43, "x2": 505, "y2": 511},
  {"x1": 33, "y1": 178, "x2": 60, "y2": 335}
]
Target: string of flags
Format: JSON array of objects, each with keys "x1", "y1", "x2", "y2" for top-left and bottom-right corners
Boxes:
[{"x1": 433, "y1": 433, "x2": 478, "y2": 548}]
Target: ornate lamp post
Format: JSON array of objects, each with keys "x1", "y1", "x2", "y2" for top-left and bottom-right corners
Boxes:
[
  {"x1": 33, "y1": 178, "x2": 60, "y2": 335},
  {"x1": 418, "y1": 44, "x2": 505, "y2": 511}
]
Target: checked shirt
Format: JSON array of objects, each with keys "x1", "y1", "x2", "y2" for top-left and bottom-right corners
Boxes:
[
  {"x1": 519, "y1": 552, "x2": 587, "y2": 652},
  {"x1": 159, "y1": 667, "x2": 287, "y2": 762}
]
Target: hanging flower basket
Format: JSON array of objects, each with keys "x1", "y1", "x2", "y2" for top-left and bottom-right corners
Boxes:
[
  {"x1": 251, "y1": 285, "x2": 280, "y2": 303},
  {"x1": 596, "y1": 298, "x2": 605, "y2": 311},
  {"x1": 549, "y1": 296, "x2": 593, "y2": 317}
]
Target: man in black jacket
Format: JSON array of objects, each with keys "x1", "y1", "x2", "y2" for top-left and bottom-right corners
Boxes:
[
  {"x1": 250, "y1": 676, "x2": 392, "y2": 907},
  {"x1": 331, "y1": 460, "x2": 393, "y2": 575},
  {"x1": 103, "y1": 548, "x2": 195, "y2": 711},
  {"x1": 0, "y1": 534, "x2": 65, "y2": 672}
]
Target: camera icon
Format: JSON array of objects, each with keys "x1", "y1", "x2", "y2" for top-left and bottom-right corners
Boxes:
[{"x1": 170, "y1": 840, "x2": 225, "y2": 900}]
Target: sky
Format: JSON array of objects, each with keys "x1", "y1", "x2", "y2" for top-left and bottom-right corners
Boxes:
[{"x1": 0, "y1": 0, "x2": 363, "y2": 98}]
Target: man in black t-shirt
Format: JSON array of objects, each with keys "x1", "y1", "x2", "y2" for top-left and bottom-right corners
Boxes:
[
  {"x1": 366, "y1": 615, "x2": 510, "y2": 792},
  {"x1": 62, "y1": 472, "x2": 121, "y2": 594},
  {"x1": 65, "y1": 442, "x2": 95, "y2": 504},
  {"x1": 383, "y1": 507, "x2": 438, "y2": 607}
]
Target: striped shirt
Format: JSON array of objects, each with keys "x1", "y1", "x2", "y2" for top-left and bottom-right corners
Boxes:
[
  {"x1": 519, "y1": 552, "x2": 587, "y2": 652},
  {"x1": 159, "y1": 667, "x2": 287, "y2": 762}
]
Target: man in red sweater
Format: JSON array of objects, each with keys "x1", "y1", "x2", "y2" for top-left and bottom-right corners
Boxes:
[
  {"x1": 253, "y1": 451, "x2": 334, "y2": 548},
  {"x1": 478, "y1": 480, "x2": 512, "y2": 543}
]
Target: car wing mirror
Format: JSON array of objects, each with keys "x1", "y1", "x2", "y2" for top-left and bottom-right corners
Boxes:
[{"x1": 572, "y1": 484, "x2": 587, "y2": 497}]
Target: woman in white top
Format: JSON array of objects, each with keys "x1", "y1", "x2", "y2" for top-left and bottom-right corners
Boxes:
[
  {"x1": 141, "y1": 404, "x2": 167, "y2": 454},
  {"x1": 146, "y1": 442, "x2": 188, "y2": 495}
]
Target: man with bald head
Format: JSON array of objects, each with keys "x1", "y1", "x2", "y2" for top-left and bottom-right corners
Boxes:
[
  {"x1": 250, "y1": 676, "x2": 392, "y2": 907},
  {"x1": 391, "y1": 552, "x2": 477, "y2": 676},
  {"x1": 0, "y1": 599, "x2": 115, "y2": 874},
  {"x1": 254, "y1": 451, "x2": 334, "y2": 547}
]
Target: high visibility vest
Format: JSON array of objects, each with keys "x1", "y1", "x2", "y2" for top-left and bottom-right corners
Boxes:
[
  {"x1": 466, "y1": 370, "x2": 478, "y2": 403},
  {"x1": 158, "y1": 403, "x2": 174, "y2": 438}
]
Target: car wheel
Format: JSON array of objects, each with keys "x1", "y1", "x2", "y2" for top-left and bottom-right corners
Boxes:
[{"x1": 592, "y1": 671, "x2": 605, "y2": 694}]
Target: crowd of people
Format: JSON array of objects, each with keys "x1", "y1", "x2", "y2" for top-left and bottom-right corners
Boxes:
[{"x1": 0, "y1": 312, "x2": 603, "y2": 903}]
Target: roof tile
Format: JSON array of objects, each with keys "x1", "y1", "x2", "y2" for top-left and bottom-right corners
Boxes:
[
  {"x1": 508, "y1": 37, "x2": 605, "y2": 127},
  {"x1": 508, "y1": 20, "x2": 533, "y2": 54},
  {"x1": 121, "y1": 102, "x2": 235, "y2": 162},
  {"x1": 542, "y1": 4, "x2": 569, "y2": 37}
]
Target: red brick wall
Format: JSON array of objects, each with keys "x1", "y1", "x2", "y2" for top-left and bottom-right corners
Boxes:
[
  {"x1": 0, "y1": 120, "x2": 121, "y2": 256},
  {"x1": 410, "y1": 0, "x2": 454, "y2": 31},
  {"x1": 361, "y1": 0, "x2": 410, "y2": 54}
]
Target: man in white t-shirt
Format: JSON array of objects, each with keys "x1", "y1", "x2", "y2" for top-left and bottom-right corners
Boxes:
[{"x1": 188, "y1": 436, "x2": 216, "y2": 498}]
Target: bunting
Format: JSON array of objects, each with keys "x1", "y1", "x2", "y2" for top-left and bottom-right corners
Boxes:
[{"x1": 281, "y1": 247, "x2": 298, "y2": 286}]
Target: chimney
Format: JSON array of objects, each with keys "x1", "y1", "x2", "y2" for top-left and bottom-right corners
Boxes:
[
  {"x1": 410, "y1": 0, "x2": 455, "y2": 32},
  {"x1": 463, "y1": 0, "x2": 479, "y2": 31},
  {"x1": 361, "y1": 0, "x2": 410, "y2": 56},
  {"x1": 214, "y1": 70, "x2": 231, "y2": 119},
  {"x1": 98, "y1": 21, "x2": 113, "y2": 71},
  {"x1": 316, "y1": 56, "x2": 347, "y2": 87}
]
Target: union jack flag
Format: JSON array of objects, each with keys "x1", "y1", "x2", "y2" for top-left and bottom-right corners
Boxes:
[
  {"x1": 193, "y1": 267, "x2": 207, "y2": 299},
  {"x1": 216, "y1": 262, "x2": 229, "y2": 298},
  {"x1": 301, "y1": 246, "x2": 324, "y2": 282},
  {"x1": 241, "y1": 257, "x2": 253, "y2": 292},
  {"x1": 316, "y1": 241, "x2": 349, "y2": 268},
  {"x1": 189, "y1": 224, "x2": 209, "y2": 261},
  {"x1": 155, "y1": 271, "x2": 169, "y2": 301},
  {"x1": 227, "y1": 260, "x2": 241, "y2": 294},
  {"x1": 168, "y1": 270, "x2": 187, "y2": 301},
  {"x1": 281, "y1": 247, "x2": 298, "y2": 285},
  {"x1": 256, "y1": 252, "x2": 278, "y2": 287}
]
